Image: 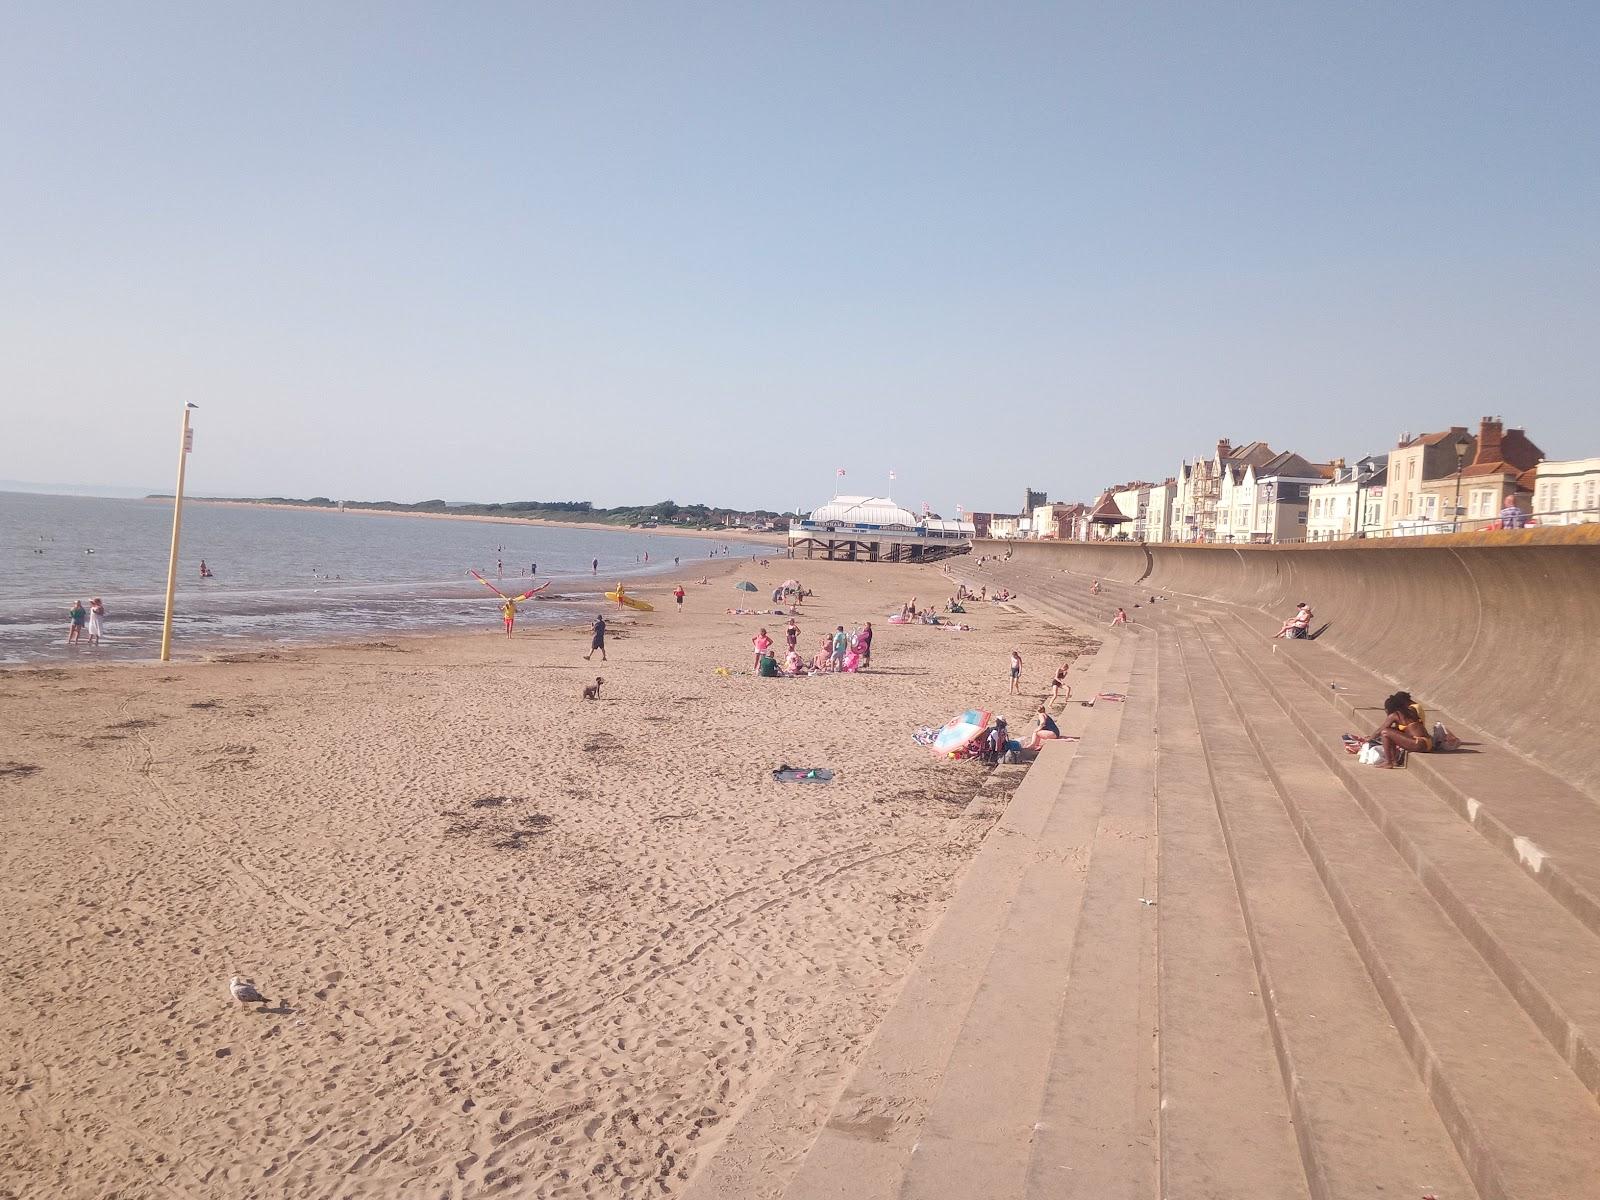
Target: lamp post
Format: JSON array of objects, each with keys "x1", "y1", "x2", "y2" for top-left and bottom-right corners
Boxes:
[
  {"x1": 158, "y1": 404, "x2": 198, "y2": 662},
  {"x1": 1452, "y1": 439, "x2": 1468, "y2": 534}
]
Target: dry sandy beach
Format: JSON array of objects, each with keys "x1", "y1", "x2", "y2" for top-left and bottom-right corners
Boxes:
[{"x1": 0, "y1": 559, "x2": 1093, "y2": 1198}]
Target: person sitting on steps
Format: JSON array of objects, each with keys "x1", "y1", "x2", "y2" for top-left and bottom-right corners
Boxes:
[
  {"x1": 1370, "y1": 693, "x2": 1432, "y2": 768},
  {"x1": 1274, "y1": 602, "x2": 1313, "y2": 639}
]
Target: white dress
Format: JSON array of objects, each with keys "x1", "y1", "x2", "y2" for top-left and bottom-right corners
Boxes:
[{"x1": 86, "y1": 608, "x2": 103, "y2": 641}]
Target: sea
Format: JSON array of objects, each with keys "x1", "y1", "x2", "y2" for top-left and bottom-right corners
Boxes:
[{"x1": 0, "y1": 492, "x2": 742, "y2": 665}]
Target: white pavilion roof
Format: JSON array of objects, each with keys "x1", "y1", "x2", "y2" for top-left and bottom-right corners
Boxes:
[{"x1": 808, "y1": 495, "x2": 918, "y2": 527}]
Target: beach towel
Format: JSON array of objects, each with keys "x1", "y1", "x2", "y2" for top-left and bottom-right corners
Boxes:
[
  {"x1": 1095, "y1": 692, "x2": 1127, "y2": 702},
  {"x1": 912, "y1": 726, "x2": 940, "y2": 747},
  {"x1": 773, "y1": 766, "x2": 834, "y2": 783}
]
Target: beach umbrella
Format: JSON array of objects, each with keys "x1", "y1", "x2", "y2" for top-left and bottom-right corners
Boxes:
[
  {"x1": 780, "y1": 579, "x2": 800, "y2": 590},
  {"x1": 932, "y1": 708, "x2": 994, "y2": 757},
  {"x1": 735, "y1": 581, "x2": 758, "y2": 592}
]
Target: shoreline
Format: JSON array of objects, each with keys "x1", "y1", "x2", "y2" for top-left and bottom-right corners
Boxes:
[
  {"x1": 2, "y1": 558, "x2": 768, "y2": 671},
  {"x1": 174, "y1": 497, "x2": 790, "y2": 544}
]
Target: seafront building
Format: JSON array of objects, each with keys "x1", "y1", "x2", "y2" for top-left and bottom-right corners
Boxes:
[
  {"x1": 1447, "y1": 416, "x2": 1544, "y2": 528},
  {"x1": 1382, "y1": 426, "x2": 1476, "y2": 533},
  {"x1": 1172, "y1": 439, "x2": 1280, "y2": 542},
  {"x1": 1533, "y1": 457, "x2": 1600, "y2": 524},
  {"x1": 1306, "y1": 455, "x2": 1387, "y2": 541}
]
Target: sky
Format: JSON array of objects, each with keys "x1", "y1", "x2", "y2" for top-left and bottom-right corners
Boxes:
[{"x1": 1, "y1": 2, "x2": 1596, "y2": 514}]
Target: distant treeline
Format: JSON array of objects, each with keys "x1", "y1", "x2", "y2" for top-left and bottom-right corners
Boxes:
[{"x1": 156, "y1": 494, "x2": 794, "y2": 529}]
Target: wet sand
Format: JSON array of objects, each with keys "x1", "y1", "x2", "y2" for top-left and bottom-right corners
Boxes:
[{"x1": 0, "y1": 559, "x2": 1094, "y2": 1198}]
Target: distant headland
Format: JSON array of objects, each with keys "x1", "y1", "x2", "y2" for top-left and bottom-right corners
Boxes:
[{"x1": 148, "y1": 494, "x2": 794, "y2": 534}]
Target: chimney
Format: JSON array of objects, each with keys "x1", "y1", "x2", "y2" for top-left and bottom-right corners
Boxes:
[
  {"x1": 1398, "y1": 431, "x2": 1411, "y2": 447},
  {"x1": 1216, "y1": 438, "x2": 1232, "y2": 460},
  {"x1": 1475, "y1": 416, "x2": 1503, "y2": 466}
]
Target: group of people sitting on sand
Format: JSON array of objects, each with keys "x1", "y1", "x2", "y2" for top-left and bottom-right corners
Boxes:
[{"x1": 751, "y1": 620, "x2": 873, "y2": 677}]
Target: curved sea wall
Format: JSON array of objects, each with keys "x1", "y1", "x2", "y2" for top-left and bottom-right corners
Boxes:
[{"x1": 987, "y1": 527, "x2": 1600, "y2": 795}]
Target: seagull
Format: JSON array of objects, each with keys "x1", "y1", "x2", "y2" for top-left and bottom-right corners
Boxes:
[{"x1": 229, "y1": 975, "x2": 267, "y2": 1004}]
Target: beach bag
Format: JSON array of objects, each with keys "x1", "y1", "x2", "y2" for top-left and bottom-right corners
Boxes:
[
  {"x1": 1433, "y1": 722, "x2": 1460, "y2": 751},
  {"x1": 1357, "y1": 743, "x2": 1383, "y2": 766}
]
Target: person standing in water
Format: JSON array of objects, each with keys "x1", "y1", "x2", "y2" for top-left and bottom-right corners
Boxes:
[
  {"x1": 592, "y1": 558, "x2": 598, "y2": 575},
  {"x1": 67, "y1": 599, "x2": 87, "y2": 645},
  {"x1": 86, "y1": 599, "x2": 105, "y2": 647}
]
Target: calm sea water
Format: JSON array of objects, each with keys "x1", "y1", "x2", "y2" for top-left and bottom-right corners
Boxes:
[{"x1": 0, "y1": 492, "x2": 738, "y2": 664}]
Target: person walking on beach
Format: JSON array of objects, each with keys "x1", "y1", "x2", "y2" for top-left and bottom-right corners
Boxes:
[
  {"x1": 67, "y1": 599, "x2": 87, "y2": 645},
  {"x1": 673, "y1": 584, "x2": 685, "y2": 611},
  {"x1": 785, "y1": 618, "x2": 800, "y2": 653},
  {"x1": 87, "y1": 599, "x2": 104, "y2": 648},
  {"x1": 832, "y1": 626, "x2": 849, "y2": 671},
  {"x1": 753, "y1": 627, "x2": 773, "y2": 670},
  {"x1": 585, "y1": 614, "x2": 607, "y2": 661},
  {"x1": 501, "y1": 595, "x2": 518, "y2": 636},
  {"x1": 1009, "y1": 649, "x2": 1023, "y2": 694}
]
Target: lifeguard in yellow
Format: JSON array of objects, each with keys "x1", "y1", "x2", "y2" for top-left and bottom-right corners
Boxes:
[{"x1": 467, "y1": 569, "x2": 549, "y2": 636}]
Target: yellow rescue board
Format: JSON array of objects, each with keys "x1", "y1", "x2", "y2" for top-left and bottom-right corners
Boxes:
[{"x1": 605, "y1": 591, "x2": 654, "y2": 611}]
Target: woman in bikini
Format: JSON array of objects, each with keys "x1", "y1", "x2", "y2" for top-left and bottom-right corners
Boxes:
[{"x1": 1370, "y1": 694, "x2": 1432, "y2": 768}]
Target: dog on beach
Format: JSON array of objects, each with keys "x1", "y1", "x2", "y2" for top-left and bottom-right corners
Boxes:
[{"x1": 582, "y1": 677, "x2": 604, "y2": 701}]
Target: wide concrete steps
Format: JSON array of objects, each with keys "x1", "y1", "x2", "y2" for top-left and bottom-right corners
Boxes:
[{"x1": 688, "y1": 568, "x2": 1600, "y2": 1198}]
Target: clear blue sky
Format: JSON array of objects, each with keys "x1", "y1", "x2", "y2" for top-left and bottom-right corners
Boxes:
[{"x1": 2, "y1": 3, "x2": 1595, "y2": 513}]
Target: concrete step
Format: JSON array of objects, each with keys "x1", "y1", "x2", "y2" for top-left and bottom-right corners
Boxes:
[
  {"x1": 1221, "y1": 605, "x2": 1600, "y2": 938},
  {"x1": 1205, "y1": 614, "x2": 1600, "y2": 1102},
  {"x1": 1173, "y1": 626, "x2": 1478, "y2": 1199},
  {"x1": 1188, "y1": 622, "x2": 1600, "y2": 1198},
  {"x1": 1149, "y1": 631, "x2": 1310, "y2": 1200},
  {"x1": 774, "y1": 636, "x2": 1140, "y2": 1200},
  {"x1": 892, "y1": 638, "x2": 1155, "y2": 1199},
  {"x1": 1016, "y1": 640, "x2": 1162, "y2": 1199}
]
